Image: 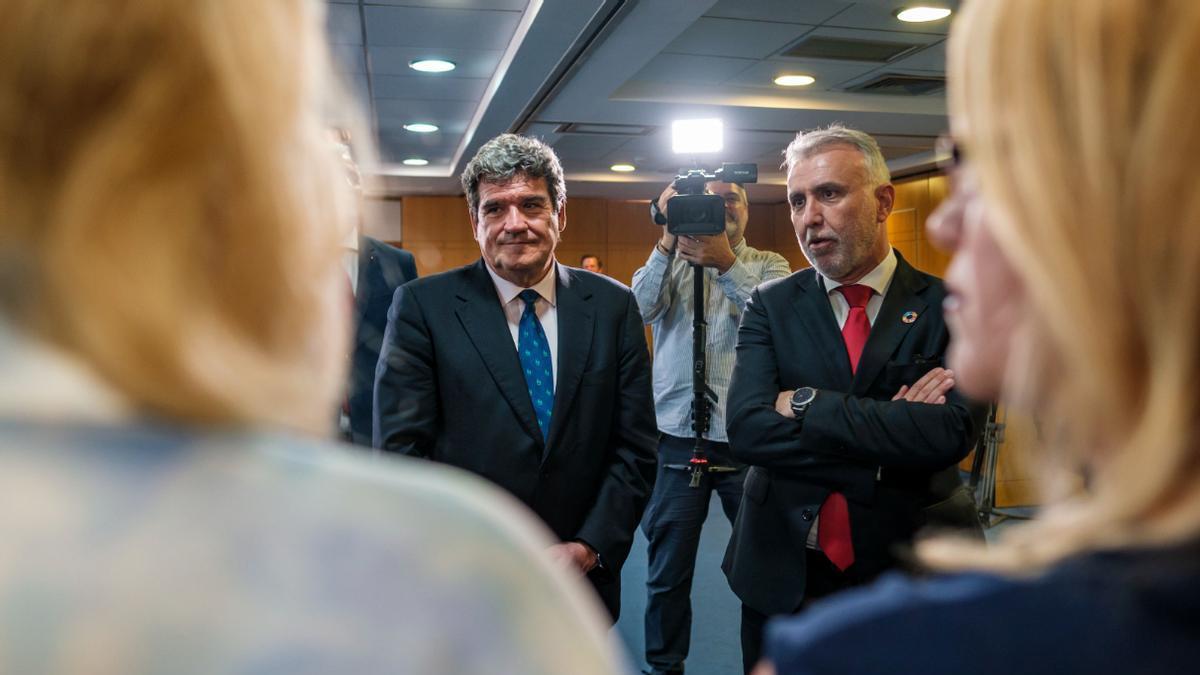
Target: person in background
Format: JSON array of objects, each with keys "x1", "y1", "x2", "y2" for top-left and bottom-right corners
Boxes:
[
  {"x1": 581, "y1": 253, "x2": 605, "y2": 275},
  {"x1": 374, "y1": 133, "x2": 658, "y2": 622},
  {"x1": 757, "y1": 1, "x2": 1200, "y2": 673},
  {"x1": 724, "y1": 125, "x2": 984, "y2": 673},
  {"x1": 0, "y1": 2, "x2": 629, "y2": 673},
  {"x1": 332, "y1": 138, "x2": 419, "y2": 447},
  {"x1": 631, "y1": 179, "x2": 789, "y2": 675}
]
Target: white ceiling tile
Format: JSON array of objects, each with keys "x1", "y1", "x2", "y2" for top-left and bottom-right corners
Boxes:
[
  {"x1": 732, "y1": 58, "x2": 878, "y2": 90},
  {"x1": 705, "y1": 0, "x2": 853, "y2": 25},
  {"x1": 633, "y1": 53, "x2": 759, "y2": 84},
  {"x1": 372, "y1": 75, "x2": 489, "y2": 101},
  {"x1": 375, "y1": 98, "x2": 477, "y2": 124},
  {"x1": 363, "y1": 5, "x2": 522, "y2": 50},
  {"x1": 664, "y1": 17, "x2": 814, "y2": 60}
]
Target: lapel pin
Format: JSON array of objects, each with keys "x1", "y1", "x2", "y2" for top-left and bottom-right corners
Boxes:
[{"x1": 901, "y1": 311, "x2": 918, "y2": 324}]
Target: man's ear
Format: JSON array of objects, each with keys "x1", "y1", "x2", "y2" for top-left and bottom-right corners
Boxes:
[
  {"x1": 468, "y1": 207, "x2": 480, "y2": 239},
  {"x1": 875, "y1": 183, "x2": 896, "y2": 222},
  {"x1": 556, "y1": 205, "x2": 567, "y2": 233}
]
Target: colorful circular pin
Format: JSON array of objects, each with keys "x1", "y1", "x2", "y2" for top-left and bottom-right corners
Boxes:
[{"x1": 902, "y1": 311, "x2": 918, "y2": 324}]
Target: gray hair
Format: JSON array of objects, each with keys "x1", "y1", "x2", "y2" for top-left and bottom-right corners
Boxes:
[
  {"x1": 461, "y1": 133, "x2": 566, "y2": 215},
  {"x1": 782, "y1": 124, "x2": 891, "y2": 187}
]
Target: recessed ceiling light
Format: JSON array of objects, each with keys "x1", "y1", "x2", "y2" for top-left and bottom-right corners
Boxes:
[
  {"x1": 403, "y1": 123, "x2": 438, "y2": 133},
  {"x1": 610, "y1": 163, "x2": 636, "y2": 173},
  {"x1": 409, "y1": 59, "x2": 456, "y2": 73},
  {"x1": 895, "y1": 6, "x2": 953, "y2": 23},
  {"x1": 774, "y1": 74, "x2": 816, "y2": 87},
  {"x1": 402, "y1": 158, "x2": 429, "y2": 166}
]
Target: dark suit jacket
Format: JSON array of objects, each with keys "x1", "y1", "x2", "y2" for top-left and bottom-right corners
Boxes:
[
  {"x1": 346, "y1": 237, "x2": 417, "y2": 446},
  {"x1": 373, "y1": 259, "x2": 658, "y2": 620},
  {"x1": 723, "y1": 250, "x2": 984, "y2": 617}
]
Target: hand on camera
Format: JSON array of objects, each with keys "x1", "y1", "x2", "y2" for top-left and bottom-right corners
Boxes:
[
  {"x1": 675, "y1": 232, "x2": 736, "y2": 273},
  {"x1": 654, "y1": 184, "x2": 679, "y2": 253}
]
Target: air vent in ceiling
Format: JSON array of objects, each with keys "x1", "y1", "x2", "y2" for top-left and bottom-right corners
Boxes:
[
  {"x1": 846, "y1": 73, "x2": 946, "y2": 96},
  {"x1": 555, "y1": 122, "x2": 655, "y2": 136},
  {"x1": 781, "y1": 36, "x2": 920, "y2": 63}
]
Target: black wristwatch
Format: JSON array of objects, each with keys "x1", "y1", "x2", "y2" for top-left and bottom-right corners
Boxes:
[
  {"x1": 649, "y1": 196, "x2": 667, "y2": 225},
  {"x1": 790, "y1": 387, "x2": 817, "y2": 424}
]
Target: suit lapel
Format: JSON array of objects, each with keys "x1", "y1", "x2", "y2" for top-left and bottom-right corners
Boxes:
[
  {"x1": 790, "y1": 272, "x2": 854, "y2": 391},
  {"x1": 852, "y1": 252, "x2": 928, "y2": 395},
  {"x1": 454, "y1": 260, "x2": 545, "y2": 446},
  {"x1": 545, "y1": 265, "x2": 592, "y2": 459}
]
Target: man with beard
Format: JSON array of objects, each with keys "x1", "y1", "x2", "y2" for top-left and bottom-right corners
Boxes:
[
  {"x1": 632, "y1": 180, "x2": 789, "y2": 675},
  {"x1": 373, "y1": 133, "x2": 658, "y2": 622},
  {"x1": 723, "y1": 125, "x2": 984, "y2": 673}
]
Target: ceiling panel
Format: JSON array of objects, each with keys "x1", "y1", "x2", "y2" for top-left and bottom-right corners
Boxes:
[
  {"x1": 882, "y1": 40, "x2": 947, "y2": 72},
  {"x1": 366, "y1": 46, "x2": 504, "y2": 78},
  {"x1": 663, "y1": 18, "x2": 813, "y2": 60},
  {"x1": 550, "y1": 135, "x2": 637, "y2": 163},
  {"x1": 330, "y1": 44, "x2": 366, "y2": 73},
  {"x1": 326, "y1": 3, "x2": 362, "y2": 45},
  {"x1": 632, "y1": 53, "x2": 759, "y2": 84},
  {"x1": 363, "y1": 5, "x2": 522, "y2": 50},
  {"x1": 704, "y1": 0, "x2": 853, "y2": 25},
  {"x1": 375, "y1": 98, "x2": 477, "y2": 124},
  {"x1": 372, "y1": 75, "x2": 490, "y2": 101}
]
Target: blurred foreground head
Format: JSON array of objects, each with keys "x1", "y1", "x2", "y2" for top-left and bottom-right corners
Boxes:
[
  {"x1": 0, "y1": 0, "x2": 357, "y2": 433},
  {"x1": 924, "y1": 0, "x2": 1200, "y2": 567}
]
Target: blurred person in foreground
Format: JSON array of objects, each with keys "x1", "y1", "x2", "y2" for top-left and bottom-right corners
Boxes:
[
  {"x1": 0, "y1": 2, "x2": 627, "y2": 673},
  {"x1": 756, "y1": 1, "x2": 1200, "y2": 673}
]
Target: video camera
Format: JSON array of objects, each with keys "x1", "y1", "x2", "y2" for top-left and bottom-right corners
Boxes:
[{"x1": 663, "y1": 162, "x2": 757, "y2": 236}]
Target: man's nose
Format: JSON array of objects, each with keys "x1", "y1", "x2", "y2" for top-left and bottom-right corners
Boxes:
[
  {"x1": 801, "y1": 200, "x2": 823, "y2": 228},
  {"x1": 500, "y1": 205, "x2": 528, "y2": 231}
]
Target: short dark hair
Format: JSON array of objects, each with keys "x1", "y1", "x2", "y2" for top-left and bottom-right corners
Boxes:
[{"x1": 461, "y1": 133, "x2": 566, "y2": 216}]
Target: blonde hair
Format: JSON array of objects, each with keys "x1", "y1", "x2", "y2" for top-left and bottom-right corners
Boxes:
[
  {"x1": 921, "y1": 0, "x2": 1200, "y2": 570},
  {"x1": 0, "y1": 0, "x2": 360, "y2": 434}
]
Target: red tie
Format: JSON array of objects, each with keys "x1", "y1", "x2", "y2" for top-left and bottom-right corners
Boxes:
[
  {"x1": 818, "y1": 284, "x2": 874, "y2": 572},
  {"x1": 836, "y1": 284, "x2": 873, "y2": 374}
]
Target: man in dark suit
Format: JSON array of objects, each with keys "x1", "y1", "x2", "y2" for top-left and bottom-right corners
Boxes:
[
  {"x1": 724, "y1": 125, "x2": 983, "y2": 673},
  {"x1": 373, "y1": 133, "x2": 658, "y2": 621},
  {"x1": 343, "y1": 235, "x2": 417, "y2": 446}
]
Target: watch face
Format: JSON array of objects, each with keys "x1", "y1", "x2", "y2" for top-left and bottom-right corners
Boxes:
[{"x1": 792, "y1": 387, "x2": 816, "y2": 407}]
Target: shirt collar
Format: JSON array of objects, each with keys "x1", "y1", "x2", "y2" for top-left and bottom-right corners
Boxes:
[
  {"x1": 822, "y1": 248, "x2": 897, "y2": 298},
  {"x1": 342, "y1": 228, "x2": 360, "y2": 253},
  {"x1": 484, "y1": 260, "x2": 558, "y2": 307},
  {"x1": 730, "y1": 238, "x2": 747, "y2": 255}
]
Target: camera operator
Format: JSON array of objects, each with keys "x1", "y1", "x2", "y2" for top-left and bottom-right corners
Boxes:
[{"x1": 632, "y1": 179, "x2": 790, "y2": 675}]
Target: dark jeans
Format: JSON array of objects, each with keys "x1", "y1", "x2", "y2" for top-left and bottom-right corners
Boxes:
[
  {"x1": 740, "y1": 549, "x2": 863, "y2": 674},
  {"x1": 642, "y1": 433, "x2": 745, "y2": 674}
]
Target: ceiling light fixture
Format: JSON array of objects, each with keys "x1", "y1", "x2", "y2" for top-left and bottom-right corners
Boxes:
[
  {"x1": 895, "y1": 6, "x2": 953, "y2": 23},
  {"x1": 671, "y1": 118, "x2": 723, "y2": 154},
  {"x1": 402, "y1": 158, "x2": 430, "y2": 166},
  {"x1": 610, "y1": 163, "x2": 636, "y2": 173},
  {"x1": 774, "y1": 74, "x2": 816, "y2": 87},
  {"x1": 409, "y1": 59, "x2": 456, "y2": 73},
  {"x1": 403, "y1": 123, "x2": 439, "y2": 133}
]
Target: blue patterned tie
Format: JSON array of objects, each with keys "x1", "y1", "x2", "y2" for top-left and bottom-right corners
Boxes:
[{"x1": 517, "y1": 289, "x2": 554, "y2": 441}]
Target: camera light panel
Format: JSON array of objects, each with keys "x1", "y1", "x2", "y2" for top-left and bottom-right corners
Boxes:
[{"x1": 671, "y1": 118, "x2": 723, "y2": 154}]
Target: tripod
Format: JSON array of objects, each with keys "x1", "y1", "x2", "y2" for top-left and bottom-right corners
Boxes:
[
  {"x1": 662, "y1": 262, "x2": 738, "y2": 487},
  {"x1": 968, "y1": 403, "x2": 1033, "y2": 527}
]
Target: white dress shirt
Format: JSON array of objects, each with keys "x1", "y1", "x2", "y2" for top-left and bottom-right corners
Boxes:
[{"x1": 484, "y1": 262, "x2": 559, "y2": 386}]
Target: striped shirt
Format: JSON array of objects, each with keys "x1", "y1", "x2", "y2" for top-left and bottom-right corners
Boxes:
[{"x1": 632, "y1": 240, "x2": 791, "y2": 442}]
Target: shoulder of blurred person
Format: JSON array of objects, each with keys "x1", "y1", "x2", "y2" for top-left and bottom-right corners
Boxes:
[
  {"x1": 0, "y1": 323, "x2": 627, "y2": 674},
  {"x1": 763, "y1": 539, "x2": 1200, "y2": 675}
]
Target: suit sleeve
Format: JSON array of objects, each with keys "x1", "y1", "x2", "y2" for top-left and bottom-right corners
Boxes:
[
  {"x1": 726, "y1": 288, "x2": 979, "y2": 472},
  {"x1": 372, "y1": 284, "x2": 437, "y2": 456},
  {"x1": 574, "y1": 291, "x2": 658, "y2": 574}
]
